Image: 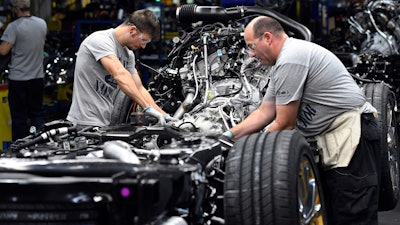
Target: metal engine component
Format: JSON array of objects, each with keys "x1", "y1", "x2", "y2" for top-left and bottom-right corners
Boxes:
[
  {"x1": 348, "y1": 0, "x2": 400, "y2": 56},
  {"x1": 149, "y1": 20, "x2": 270, "y2": 135},
  {"x1": 337, "y1": 0, "x2": 400, "y2": 104}
]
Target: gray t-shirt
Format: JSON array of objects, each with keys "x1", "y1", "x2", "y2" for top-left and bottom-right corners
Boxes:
[
  {"x1": 264, "y1": 38, "x2": 365, "y2": 137},
  {"x1": 67, "y1": 28, "x2": 137, "y2": 127},
  {"x1": 1, "y1": 16, "x2": 47, "y2": 81}
]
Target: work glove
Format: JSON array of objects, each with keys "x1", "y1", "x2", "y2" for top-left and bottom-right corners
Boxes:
[
  {"x1": 164, "y1": 114, "x2": 178, "y2": 122},
  {"x1": 143, "y1": 106, "x2": 166, "y2": 125},
  {"x1": 218, "y1": 130, "x2": 235, "y2": 150},
  {"x1": 222, "y1": 130, "x2": 234, "y2": 138}
]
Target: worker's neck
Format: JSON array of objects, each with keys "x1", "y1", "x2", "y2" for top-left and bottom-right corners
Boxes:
[{"x1": 18, "y1": 11, "x2": 31, "y2": 17}]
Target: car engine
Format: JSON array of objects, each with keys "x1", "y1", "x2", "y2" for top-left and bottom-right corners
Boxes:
[{"x1": 148, "y1": 22, "x2": 269, "y2": 135}]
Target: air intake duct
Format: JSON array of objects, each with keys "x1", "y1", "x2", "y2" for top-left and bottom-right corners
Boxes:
[
  {"x1": 176, "y1": 4, "x2": 313, "y2": 41},
  {"x1": 176, "y1": 4, "x2": 246, "y2": 23}
]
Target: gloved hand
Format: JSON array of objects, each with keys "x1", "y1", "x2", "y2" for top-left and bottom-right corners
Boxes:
[
  {"x1": 222, "y1": 130, "x2": 234, "y2": 138},
  {"x1": 164, "y1": 114, "x2": 178, "y2": 122},
  {"x1": 143, "y1": 106, "x2": 166, "y2": 125},
  {"x1": 218, "y1": 130, "x2": 235, "y2": 149}
]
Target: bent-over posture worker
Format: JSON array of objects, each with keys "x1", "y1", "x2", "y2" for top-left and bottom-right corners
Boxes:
[
  {"x1": 223, "y1": 16, "x2": 380, "y2": 225},
  {"x1": 67, "y1": 9, "x2": 170, "y2": 128}
]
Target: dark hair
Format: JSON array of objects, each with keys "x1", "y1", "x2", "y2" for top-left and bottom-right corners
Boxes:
[
  {"x1": 10, "y1": 0, "x2": 30, "y2": 11},
  {"x1": 124, "y1": 9, "x2": 160, "y2": 42},
  {"x1": 253, "y1": 16, "x2": 285, "y2": 38}
]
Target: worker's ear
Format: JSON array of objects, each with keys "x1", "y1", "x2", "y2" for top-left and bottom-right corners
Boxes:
[
  {"x1": 263, "y1": 32, "x2": 273, "y2": 44},
  {"x1": 130, "y1": 25, "x2": 139, "y2": 34}
]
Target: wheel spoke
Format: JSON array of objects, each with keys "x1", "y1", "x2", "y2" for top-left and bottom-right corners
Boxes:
[{"x1": 298, "y1": 157, "x2": 324, "y2": 224}]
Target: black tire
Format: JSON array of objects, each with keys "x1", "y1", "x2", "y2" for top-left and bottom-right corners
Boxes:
[
  {"x1": 363, "y1": 82, "x2": 400, "y2": 211},
  {"x1": 110, "y1": 88, "x2": 134, "y2": 125},
  {"x1": 224, "y1": 130, "x2": 327, "y2": 225}
]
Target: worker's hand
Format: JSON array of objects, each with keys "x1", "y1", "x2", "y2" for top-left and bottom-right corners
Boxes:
[
  {"x1": 143, "y1": 106, "x2": 166, "y2": 125},
  {"x1": 222, "y1": 130, "x2": 234, "y2": 138},
  {"x1": 218, "y1": 130, "x2": 235, "y2": 150},
  {"x1": 164, "y1": 114, "x2": 178, "y2": 122}
]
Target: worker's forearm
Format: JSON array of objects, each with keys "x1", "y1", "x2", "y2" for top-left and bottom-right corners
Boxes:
[
  {"x1": 266, "y1": 121, "x2": 294, "y2": 132},
  {"x1": 115, "y1": 73, "x2": 150, "y2": 109},
  {"x1": 231, "y1": 109, "x2": 271, "y2": 139},
  {"x1": 140, "y1": 86, "x2": 166, "y2": 114}
]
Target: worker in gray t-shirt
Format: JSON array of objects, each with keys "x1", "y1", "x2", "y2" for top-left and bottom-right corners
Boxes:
[
  {"x1": 0, "y1": 0, "x2": 47, "y2": 141},
  {"x1": 222, "y1": 16, "x2": 379, "y2": 225},
  {"x1": 67, "y1": 9, "x2": 170, "y2": 127}
]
